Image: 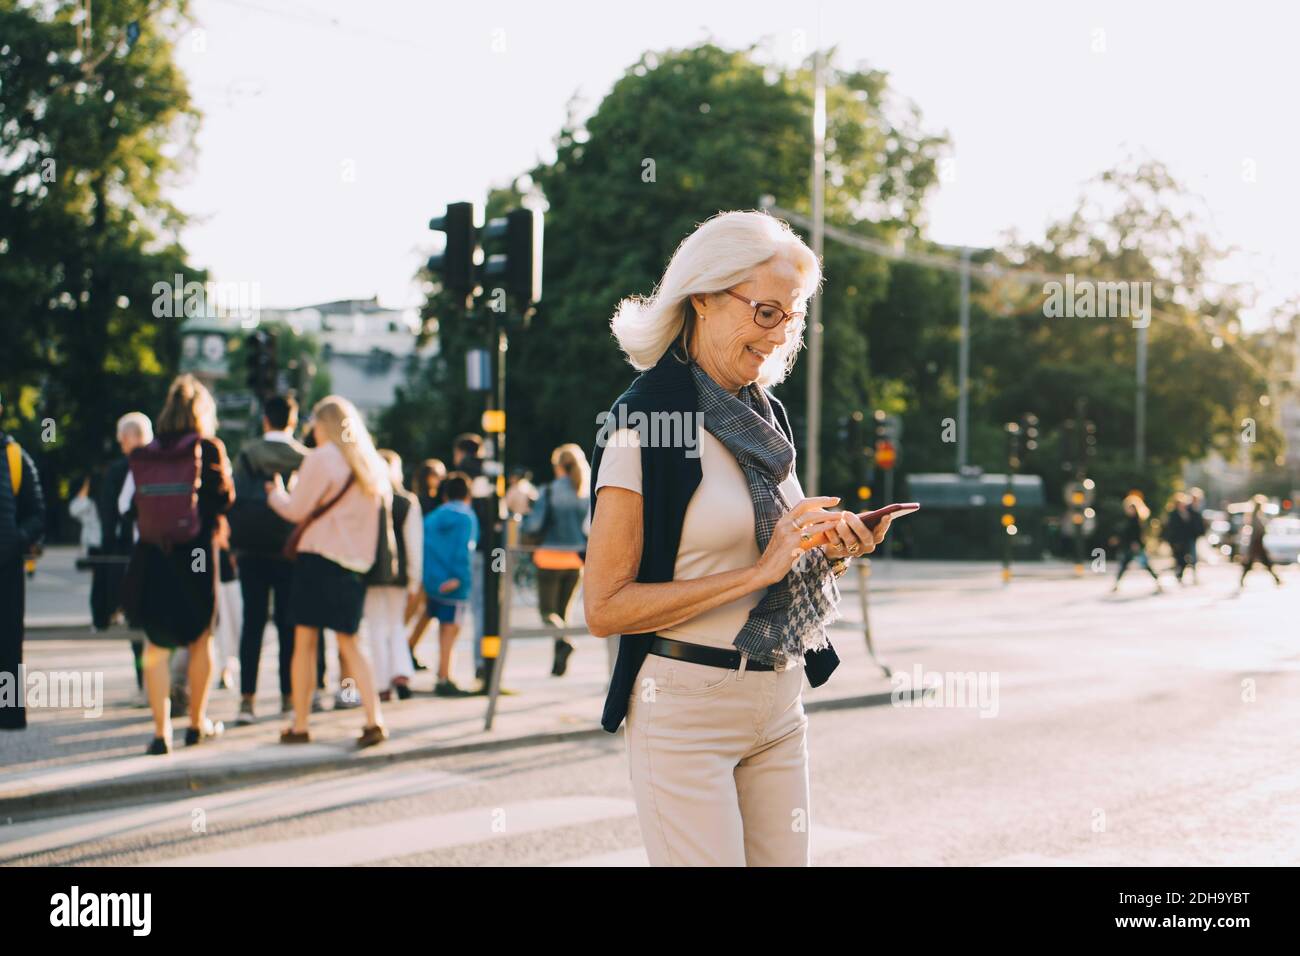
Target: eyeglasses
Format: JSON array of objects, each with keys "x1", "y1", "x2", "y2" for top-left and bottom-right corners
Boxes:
[{"x1": 720, "y1": 288, "x2": 805, "y2": 329}]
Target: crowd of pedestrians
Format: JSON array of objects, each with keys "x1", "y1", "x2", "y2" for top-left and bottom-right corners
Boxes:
[{"x1": 0, "y1": 375, "x2": 595, "y2": 752}]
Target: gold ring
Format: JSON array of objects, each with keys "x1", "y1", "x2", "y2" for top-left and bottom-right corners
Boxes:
[
  {"x1": 847, "y1": 543, "x2": 860, "y2": 554},
  {"x1": 800, "y1": 532, "x2": 812, "y2": 542}
]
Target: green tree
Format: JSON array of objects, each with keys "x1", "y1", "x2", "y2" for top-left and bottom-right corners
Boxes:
[
  {"x1": 964, "y1": 159, "x2": 1274, "y2": 537},
  {"x1": 0, "y1": 0, "x2": 200, "y2": 501},
  {"x1": 386, "y1": 43, "x2": 947, "y2": 493}
]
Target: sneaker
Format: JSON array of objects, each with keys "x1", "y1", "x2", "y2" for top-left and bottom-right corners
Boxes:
[
  {"x1": 434, "y1": 679, "x2": 476, "y2": 698},
  {"x1": 334, "y1": 691, "x2": 360, "y2": 710},
  {"x1": 185, "y1": 719, "x2": 224, "y2": 746},
  {"x1": 235, "y1": 699, "x2": 256, "y2": 726},
  {"x1": 551, "y1": 639, "x2": 575, "y2": 677},
  {"x1": 312, "y1": 692, "x2": 327, "y2": 713}
]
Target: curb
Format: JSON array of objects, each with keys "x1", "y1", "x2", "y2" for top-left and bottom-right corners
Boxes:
[{"x1": 0, "y1": 687, "x2": 909, "y2": 821}]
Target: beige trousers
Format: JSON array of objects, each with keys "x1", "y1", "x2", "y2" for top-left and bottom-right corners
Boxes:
[{"x1": 625, "y1": 650, "x2": 811, "y2": 866}]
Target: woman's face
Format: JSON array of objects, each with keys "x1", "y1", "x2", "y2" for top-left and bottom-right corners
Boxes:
[{"x1": 691, "y1": 257, "x2": 806, "y2": 393}]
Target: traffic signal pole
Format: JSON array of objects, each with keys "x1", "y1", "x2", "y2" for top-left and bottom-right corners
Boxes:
[
  {"x1": 428, "y1": 200, "x2": 540, "y2": 725},
  {"x1": 481, "y1": 308, "x2": 509, "y2": 719}
]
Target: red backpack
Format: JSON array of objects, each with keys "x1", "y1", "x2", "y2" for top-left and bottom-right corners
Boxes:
[{"x1": 129, "y1": 434, "x2": 202, "y2": 547}]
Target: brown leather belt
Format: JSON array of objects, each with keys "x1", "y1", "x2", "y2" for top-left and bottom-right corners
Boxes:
[{"x1": 648, "y1": 635, "x2": 777, "y2": 671}]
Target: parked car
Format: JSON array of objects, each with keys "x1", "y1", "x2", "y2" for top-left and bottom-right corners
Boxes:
[{"x1": 1262, "y1": 515, "x2": 1300, "y2": 564}]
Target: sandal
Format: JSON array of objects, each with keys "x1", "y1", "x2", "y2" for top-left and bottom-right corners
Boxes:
[
  {"x1": 357, "y1": 724, "x2": 388, "y2": 749},
  {"x1": 280, "y1": 728, "x2": 312, "y2": 744}
]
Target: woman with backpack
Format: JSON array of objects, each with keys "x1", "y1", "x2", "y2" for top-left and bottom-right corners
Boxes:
[
  {"x1": 267, "y1": 395, "x2": 392, "y2": 747},
  {"x1": 121, "y1": 375, "x2": 234, "y2": 755},
  {"x1": 521, "y1": 443, "x2": 590, "y2": 677}
]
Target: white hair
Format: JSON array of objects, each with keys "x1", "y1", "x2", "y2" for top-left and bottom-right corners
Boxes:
[
  {"x1": 116, "y1": 411, "x2": 153, "y2": 444},
  {"x1": 610, "y1": 210, "x2": 822, "y2": 387}
]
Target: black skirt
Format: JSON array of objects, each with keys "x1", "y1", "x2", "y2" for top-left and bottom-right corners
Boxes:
[
  {"x1": 126, "y1": 537, "x2": 218, "y2": 649},
  {"x1": 290, "y1": 552, "x2": 365, "y2": 634}
]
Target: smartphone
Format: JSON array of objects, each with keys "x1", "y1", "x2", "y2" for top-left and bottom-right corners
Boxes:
[
  {"x1": 857, "y1": 502, "x2": 921, "y2": 528},
  {"x1": 798, "y1": 502, "x2": 920, "y2": 550}
]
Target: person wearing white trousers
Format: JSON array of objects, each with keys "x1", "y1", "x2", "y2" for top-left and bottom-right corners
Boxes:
[{"x1": 366, "y1": 451, "x2": 424, "y2": 699}]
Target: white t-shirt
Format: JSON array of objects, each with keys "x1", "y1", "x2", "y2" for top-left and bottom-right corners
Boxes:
[{"x1": 594, "y1": 427, "x2": 803, "y2": 650}]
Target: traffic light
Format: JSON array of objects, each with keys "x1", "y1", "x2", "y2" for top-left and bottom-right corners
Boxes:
[
  {"x1": 481, "y1": 207, "x2": 543, "y2": 312},
  {"x1": 262, "y1": 329, "x2": 279, "y2": 396},
  {"x1": 245, "y1": 329, "x2": 278, "y2": 399},
  {"x1": 1062, "y1": 478, "x2": 1097, "y2": 537},
  {"x1": 1022, "y1": 413, "x2": 1039, "y2": 453},
  {"x1": 872, "y1": 409, "x2": 899, "y2": 470},
  {"x1": 849, "y1": 410, "x2": 871, "y2": 502},
  {"x1": 428, "y1": 201, "x2": 477, "y2": 304},
  {"x1": 245, "y1": 331, "x2": 263, "y2": 394}
]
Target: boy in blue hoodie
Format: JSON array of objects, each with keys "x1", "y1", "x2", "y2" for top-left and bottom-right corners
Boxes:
[{"x1": 422, "y1": 472, "x2": 478, "y2": 697}]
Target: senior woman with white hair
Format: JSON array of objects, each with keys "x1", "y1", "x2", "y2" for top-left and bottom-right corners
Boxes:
[{"x1": 585, "y1": 210, "x2": 893, "y2": 866}]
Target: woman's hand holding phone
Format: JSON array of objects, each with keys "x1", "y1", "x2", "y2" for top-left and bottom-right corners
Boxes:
[
  {"x1": 820, "y1": 509, "x2": 888, "y2": 560},
  {"x1": 753, "y1": 496, "x2": 844, "y2": 587},
  {"x1": 798, "y1": 502, "x2": 920, "y2": 554}
]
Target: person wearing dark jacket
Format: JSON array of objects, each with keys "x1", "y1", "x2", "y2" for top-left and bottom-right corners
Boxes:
[
  {"x1": 98, "y1": 412, "x2": 153, "y2": 695},
  {"x1": 227, "y1": 394, "x2": 318, "y2": 725},
  {"x1": 1240, "y1": 494, "x2": 1282, "y2": 588},
  {"x1": 120, "y1": 375, "x2": 234, "y2": 754},
  {"x1": 1111, "y1": 493, "x2": 1162, "y2": 594},
  {"x1": 0, "y1": 392, "x2": 46, "y2": 731},
  {"x1": 1162, "y1": 493, "x2": 1200, "y2": 585}
]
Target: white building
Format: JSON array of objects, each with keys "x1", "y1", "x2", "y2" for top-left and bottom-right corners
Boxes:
[
  {"x1": 179, "y1": 296, "x2": 435, "y2": 426},
  {"x1": 254, "y1": 297, "x2": 435, "y2": 423}
]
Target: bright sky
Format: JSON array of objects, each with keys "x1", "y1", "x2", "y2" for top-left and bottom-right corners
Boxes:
[{"x1": 173, "y1": 0, "x2": 1300, "y2": 326}]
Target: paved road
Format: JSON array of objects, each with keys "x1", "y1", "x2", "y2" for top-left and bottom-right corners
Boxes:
[{"x1": 5, "y1": 559, "x2": 1297, "y2": 866}]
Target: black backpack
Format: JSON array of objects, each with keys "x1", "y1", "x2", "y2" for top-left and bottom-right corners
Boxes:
[
  {"x1": 227, "y1": 451, "x2": 296, "y2": 556},
  {"x1": 364, "y1": 492, "x2": 408, "y2": 587}
]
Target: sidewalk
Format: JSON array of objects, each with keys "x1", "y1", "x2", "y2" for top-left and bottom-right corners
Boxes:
[
  {"x1": 6, "y1": 549, "x2": 1112, "y2": 819},
  {"x1": 3, "y1": 607, "x2": 901, "y2": 821}
]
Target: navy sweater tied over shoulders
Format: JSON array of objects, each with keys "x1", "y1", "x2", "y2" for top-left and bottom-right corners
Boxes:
[{"x1": 587, "y1": 347, "x2": 841, "y2": 734}]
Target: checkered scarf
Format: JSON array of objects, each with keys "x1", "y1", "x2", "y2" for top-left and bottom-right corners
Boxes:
[{"x1": 689, "y1": 361, "x2": 840, "y2": 666}]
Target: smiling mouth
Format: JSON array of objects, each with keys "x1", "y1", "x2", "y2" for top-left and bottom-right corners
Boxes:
[{"x1": 746, "y1": 345, "x2": 769, "y2": 359}]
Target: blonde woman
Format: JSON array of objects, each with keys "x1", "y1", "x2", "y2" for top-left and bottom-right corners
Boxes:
[
  {"x1": 268, "y1": 396, "x2": 393, "y2": 747},
  {"x1": 121, "y1": 375, "x2": 233, "y2": 755},
  {"x1": 584, "y1": 211, "x2": 893, "y2": 866},
  {"x1": 521, "y1": 443, "x2": 591, "y2": 676},
  {"x1": 1111, "y1": 492, "x2": 1162, "y2": 593}
]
